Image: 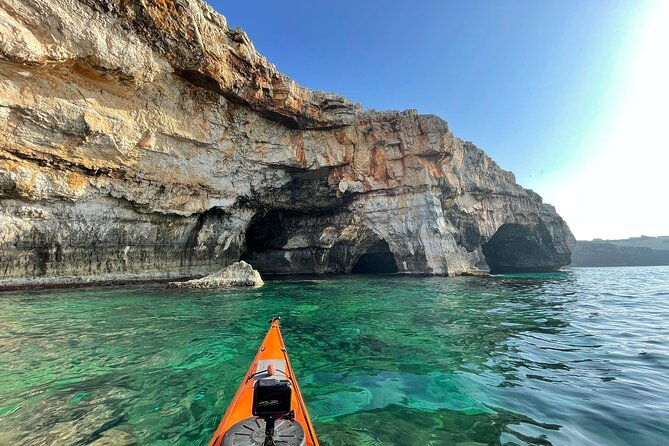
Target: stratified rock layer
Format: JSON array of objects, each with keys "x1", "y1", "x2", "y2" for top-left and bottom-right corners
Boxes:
[{"x1": 0, "y1": 0, "x2": 575, "y2": 286}]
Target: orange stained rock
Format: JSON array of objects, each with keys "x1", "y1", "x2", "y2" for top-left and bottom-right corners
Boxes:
[
  {"x1": 65, "y1": 172, "x2": 88, "y2": 191},
  {"x1": 369, "y1": 147, "x2": 388, "y2": 180},
  {"x1": 292, "y1": 132, "x2": 306, "y2": 167}
]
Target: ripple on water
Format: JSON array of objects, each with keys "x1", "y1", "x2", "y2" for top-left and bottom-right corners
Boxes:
[{"x1": 0, "y1": 266, "x2": 668, "y2": 445}]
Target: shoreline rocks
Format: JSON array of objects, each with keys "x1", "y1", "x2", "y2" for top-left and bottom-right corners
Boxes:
[{"x1": 168, "y1": 261, "x2": 264, "y2": 288}]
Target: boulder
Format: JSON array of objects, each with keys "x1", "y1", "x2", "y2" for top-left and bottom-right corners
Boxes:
[{"x1": 169, "y1": 261, "x2": 264, "y2": 288}]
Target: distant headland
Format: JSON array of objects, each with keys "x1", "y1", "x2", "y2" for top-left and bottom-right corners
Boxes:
[{"x1": 571, "y1": 236, "x2": 669, "y2": 267}]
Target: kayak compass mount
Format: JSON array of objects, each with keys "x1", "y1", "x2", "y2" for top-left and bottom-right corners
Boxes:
[
  {"x1": 252, "y1": 373, "x2": 295, "y2": 446},
  {"x1": 214, "y1": 318, "x2": 315, "y2": 446},
  {"x1": 223, "y1": 362, "x2": 305, "y2": 446}
]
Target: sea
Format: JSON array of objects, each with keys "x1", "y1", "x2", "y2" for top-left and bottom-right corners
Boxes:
[{"x1": 1, "y1": 266, "x2": 668, "y2": 445}]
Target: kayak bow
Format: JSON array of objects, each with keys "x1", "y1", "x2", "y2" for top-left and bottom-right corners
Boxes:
[{"x1": 209, "y1": 318, "x2": 319, "y2": 446}]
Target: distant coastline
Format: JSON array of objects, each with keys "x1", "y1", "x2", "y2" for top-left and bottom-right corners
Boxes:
[{"x1": 571, "y1": 236, "x2": 669, "y2": 267}]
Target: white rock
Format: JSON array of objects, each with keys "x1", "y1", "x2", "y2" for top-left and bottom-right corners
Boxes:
[{"x1": 168, "y1": 261, "x2": 263, "y2": 288}]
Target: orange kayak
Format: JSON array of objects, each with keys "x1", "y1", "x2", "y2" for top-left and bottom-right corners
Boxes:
[{"x1": 209, "y1": 318, "x2": 320, "y2": 446}]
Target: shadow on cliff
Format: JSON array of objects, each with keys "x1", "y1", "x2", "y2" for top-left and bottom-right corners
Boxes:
[
  {"x1": 240, "y1": 210, "x2": 400, "y2": 275},
  {"x1": 482, "y1": 223, "x2": 572, "y2": 274}
]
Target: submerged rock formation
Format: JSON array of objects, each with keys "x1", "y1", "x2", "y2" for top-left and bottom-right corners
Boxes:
[
  {"x1": 0, "y1": 0, "x2": 574, "y2": 286},
  {"x1": 168, "y1": 261, "x2": 263, "y2": 288}
]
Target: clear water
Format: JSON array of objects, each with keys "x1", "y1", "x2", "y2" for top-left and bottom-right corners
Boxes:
[{"x1": 1, "y1": 267, "x2": 668, "y2": 446}]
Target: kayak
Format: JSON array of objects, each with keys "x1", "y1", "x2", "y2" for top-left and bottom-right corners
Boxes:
[{"x1": 209, "y1": 318, "x2": 319, "y2": 446}]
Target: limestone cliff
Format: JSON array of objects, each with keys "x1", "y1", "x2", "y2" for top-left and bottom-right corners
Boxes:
[{"x1": 0, "y1": 0, "x2": 575, "y2": 287}]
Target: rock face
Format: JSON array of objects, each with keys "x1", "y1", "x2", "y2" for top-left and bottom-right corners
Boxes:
[
  {"x1": 168, "y1": 261, "x2": 263, "y2": 288},
  {"x1": 0, "y1": 0, "x2": 575, "y2": 287}
]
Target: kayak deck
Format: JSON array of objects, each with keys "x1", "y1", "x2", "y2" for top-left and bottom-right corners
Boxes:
[{"x1": 209, "y1": 318, "x2": 319, "y2": 446}]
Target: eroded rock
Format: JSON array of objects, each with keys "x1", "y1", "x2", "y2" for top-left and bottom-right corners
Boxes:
[
  {"x1": 0, "y1": 0, "x2": 575, "y2": 287},
  {"x1": 168, "y1": 261, "x2": 263, "y2": 288}
]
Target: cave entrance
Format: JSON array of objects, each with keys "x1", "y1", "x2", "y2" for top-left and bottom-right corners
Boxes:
[
  {"x1": 351, "y1": 239, "x2": 399, "y2": 274},
  {"x1": 240, "y1": 211, "x2": 290, "y2": 274},
  {"x1": 243, "y1": 211, "x2": 285, "y2": 253},
  {"x1": 481, "y1": 223, "x2": 553, "y2": 273}
]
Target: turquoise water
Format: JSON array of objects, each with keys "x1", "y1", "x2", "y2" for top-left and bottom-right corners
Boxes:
[{"x1": 1, "y1": 267, "x2": 668, "y2": 445}]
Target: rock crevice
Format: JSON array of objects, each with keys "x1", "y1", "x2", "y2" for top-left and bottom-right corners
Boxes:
[{"x1": 0, "y1": 0, "x2": 575, "y2": 286}]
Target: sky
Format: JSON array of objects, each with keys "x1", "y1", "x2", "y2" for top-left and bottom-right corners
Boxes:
[{"x1": 211, "y1": 0, "x2": 668, "y2": 240}]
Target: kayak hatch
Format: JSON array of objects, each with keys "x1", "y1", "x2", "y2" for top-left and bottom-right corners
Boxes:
[{"x1": 209, "y1": 318, "x2": 319, "y2": 446}]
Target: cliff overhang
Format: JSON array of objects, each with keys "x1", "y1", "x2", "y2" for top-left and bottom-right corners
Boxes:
[{"x1": 0, "y1": 0, "x2": 575, "y2": 287}]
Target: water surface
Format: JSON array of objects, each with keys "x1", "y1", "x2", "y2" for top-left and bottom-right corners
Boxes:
[{"x1": 1, "y1": 267, "x2": 668, "y2": 445}]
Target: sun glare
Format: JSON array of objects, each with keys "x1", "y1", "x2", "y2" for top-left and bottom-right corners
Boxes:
[{"x1": 540, "y1": 0, "x2": 669, "y2": 240}]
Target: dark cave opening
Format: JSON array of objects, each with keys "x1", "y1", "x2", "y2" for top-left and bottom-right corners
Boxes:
[
  {"x1": 481, "y1": 223, "x2": 557, "y2": 273},
  {"x1": 240, "y1": 211, "x2": 289, "y2": 273},
  {"x1": 241, "y1": 210, "x2": 400, "y2": 274},
  {"x1": 351, "y1": 239, "x2": 399, "y2": 274},
  {"x1": 243, "y1": 211, "x2": 286, "y2": 253}
]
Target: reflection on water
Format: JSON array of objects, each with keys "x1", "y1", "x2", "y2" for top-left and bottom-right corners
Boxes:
[{"x1": 0, "y1": 267, "x2": 668, "y2": 445}]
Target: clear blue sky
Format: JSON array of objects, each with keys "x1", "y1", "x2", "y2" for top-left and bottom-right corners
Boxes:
[{"x1": 210, "y1": 1, "x2": 668, "y2": 240}]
